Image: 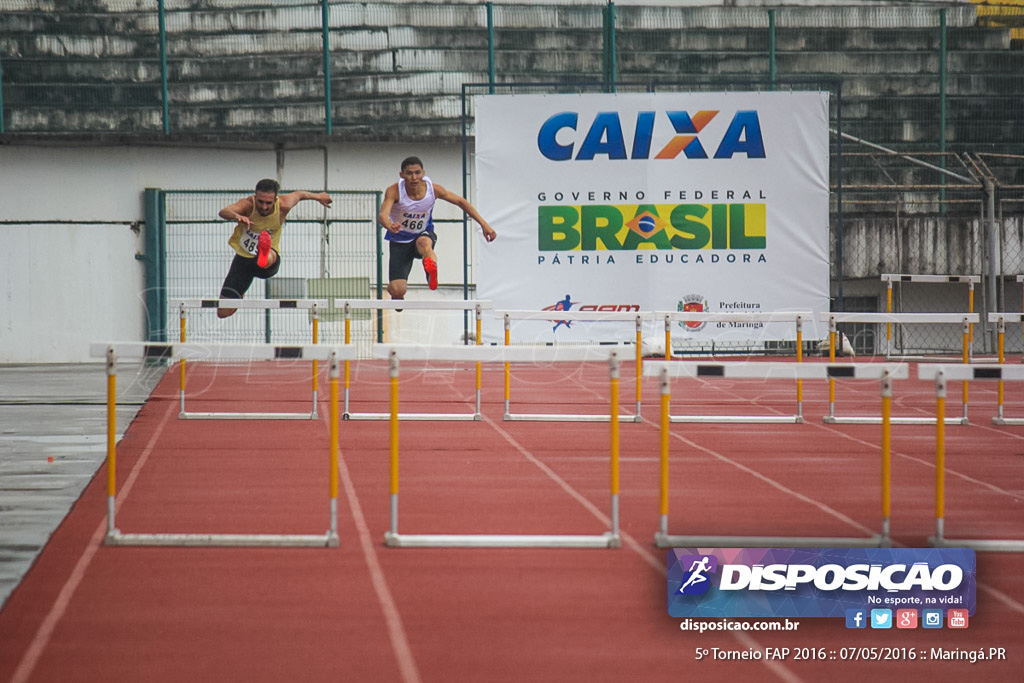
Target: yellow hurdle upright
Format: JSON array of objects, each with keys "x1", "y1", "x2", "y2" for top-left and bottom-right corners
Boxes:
[
  {"x1": 822, "y1": 311, "x2": 977, "y2": 425},
  {"x1": 647, "y1": 360, "x2": 903, "y2": 548},
  {"x1": 990, "y1": 313, "x2": 1024, "y2": 425},
  {"x1": 92, "y1": 342, "x2": 352, "y2": 548},
  {"x1": 499, "y1": 309, "x2": 642, "y2": 422},
  {"x1": 659, "y1": 311, "x2": 813, "y2": 424},
  {"x1": 172, "y1": 298, "x2": 325, "y2": 420},
  {"x1": 920, "y1": 363, "x2": 1024, "y2": 552},
  {"x1": 380, "y1": 344, "x2": 622, "y2": 549},
  {"x1": 340, "y1": 299, "x2": 492, "y2": 421}
]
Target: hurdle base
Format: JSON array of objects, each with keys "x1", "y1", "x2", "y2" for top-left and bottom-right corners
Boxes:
[
  {"x1": 669, "y1": 415, "x2": 803, "y2": 424},
  {"x1": 384, "y1": 531, "x2": 620, "y2": 549},
  {"x1": 343, "y1": 412, "x2": 480, "y2": 421},
  {"x1": 503, "y1": 412, "x2": 639, "y2": 423},
  {"x1": 654, "y1": 532, "x2": 887, "y2": 549},
  {"x1": 180, "y1": 411, "x2": 318, "y2": 421},
  {"x1": 929, "y1": 536, "x2": 1024, "y2": 552},
  {"x1": 992, "y1": 417, "x2": 1024, "y2": 426},
  {"x1": 824, "y1": 415, "x2": 969, "y2": 426},
  {"x1": 105, "y1": 530, "x2": 337, "y2": 548}
]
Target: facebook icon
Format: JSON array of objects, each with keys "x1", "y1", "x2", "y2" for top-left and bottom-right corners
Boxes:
[{"x1": 845, "y1": 609, "x2": 867, "y2": 629}]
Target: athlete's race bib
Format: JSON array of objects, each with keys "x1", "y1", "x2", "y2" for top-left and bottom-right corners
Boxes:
[
  {"x1": 398, "y1": 212, "x2": 429, "y2": 234},
  {"x1": 240, "y1": 227, "x2": 262, "y2": 255}
]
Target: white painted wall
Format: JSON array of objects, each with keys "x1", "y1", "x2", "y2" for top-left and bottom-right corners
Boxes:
[{"x1": 0, "y1": 142, "x2": 480, "y2": 363}]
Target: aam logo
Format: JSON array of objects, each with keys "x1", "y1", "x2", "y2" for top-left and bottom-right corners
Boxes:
[
  {"x1": 542, "y1": 296, "x2": 640, "y2": 332},
  {"x1": 537, "y1": 110, "x2": 766, "y2": 161}
]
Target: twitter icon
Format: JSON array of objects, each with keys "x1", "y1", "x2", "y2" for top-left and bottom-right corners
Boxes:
[{"x1": 870, "y1": 609, "x2": 893, "y2": 629}]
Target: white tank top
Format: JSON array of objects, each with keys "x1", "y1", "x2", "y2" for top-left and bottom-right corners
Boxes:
[{"x1": 387, "y1": 177, "x2": 435, "y2": 243}]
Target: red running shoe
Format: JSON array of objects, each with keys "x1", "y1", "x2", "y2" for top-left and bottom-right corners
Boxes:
[
  {"x1": 423, "y1": 256, "x2": 438, "y2": 290},
  {"x1": 256, "y1": 230, "x2": 272, "y2": 268}
]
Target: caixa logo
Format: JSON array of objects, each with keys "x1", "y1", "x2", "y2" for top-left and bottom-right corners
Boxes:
[{"x1": 537, "y1": 110, "x2": 766, "y2": 161}]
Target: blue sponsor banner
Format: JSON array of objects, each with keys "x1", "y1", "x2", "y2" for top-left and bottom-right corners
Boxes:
[{"x1": 667, "y1": 548, "x2": 976, "y2": 618}]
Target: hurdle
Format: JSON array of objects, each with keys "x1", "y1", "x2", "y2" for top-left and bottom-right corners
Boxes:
[
  {"x1": 990, "y1": 313, "x2": 1024, "y2": 425},
  {"x1": 498, "y1": 310, "x2": 642, "y2": 422},
  {"x1": 821, "y1": 312, "x2": 977, "y2": 425},
  {"x1": 335, "y1": 299, "x2": 492, "y2": 420},
  {"x1": 645, "y1": 360, "x2": 908, "y2": 548},
  {"x1": 171, "y1": 299, "x2": 328, "y2": 420},
  {"x1": 881, "y1": 273, "x2": 979, "y2": 357},
  {"x1": 660, "y1": 311, "x2": 814, "y2": 423},
  {"x1": 90, "y1": 342, "x2": 357, "y2": 547},
  {"x1": 375, "y1": 343, "x2": 621, "y2": 549},
  {"x1": 919, "y1": 364, "x2": 1024, "y2": 552}
]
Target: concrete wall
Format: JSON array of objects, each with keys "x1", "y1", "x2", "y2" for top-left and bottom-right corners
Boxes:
[{"x1": 0, "y1": 142, "x2": 474, "y2": 363}]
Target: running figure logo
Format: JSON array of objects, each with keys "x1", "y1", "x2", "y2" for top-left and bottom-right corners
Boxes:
[
  {"x1": 677, "y1": 554, "x2": 718, "y2": 595},
  {"x1": 544, "y1": 294, "x2": 576, "y2": 332}
]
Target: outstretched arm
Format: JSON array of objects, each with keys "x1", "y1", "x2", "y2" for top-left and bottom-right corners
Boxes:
[
  {"x1": 434, "y1": 183, "x2": 497, "y2": 242},
  {"x1": 219, "y1": 196, "x2": 255, "y2": 227},
  {"x1": 377, "y1": 183, "x2": 402, "y2": 233},
  {"x1": 278, "y1": 190, "x2": 333, "y2": 217}
]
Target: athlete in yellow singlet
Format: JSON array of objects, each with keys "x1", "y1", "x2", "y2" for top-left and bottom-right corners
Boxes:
[{"x1": 216, "y1": 178, "x2": 333, "y2": 318}]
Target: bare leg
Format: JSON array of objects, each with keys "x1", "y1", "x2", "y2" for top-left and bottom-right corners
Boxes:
[
  {"x1": 387, "y1": 279, "x2": 408, "y2": 300},
  {"x1": 415, "y1": 234, "x2": 437, "y2": 262}
]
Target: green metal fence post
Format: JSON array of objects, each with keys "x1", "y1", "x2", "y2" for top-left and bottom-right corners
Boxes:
[
  {"x1": 461, "y1": 85, "x2": 471, "y2": 339},
  {"x1": 939, "y1": 8, "x2": 947, "y2": 212},
  {"x1": 768, "y1": 9, "x2": 777, "y2": 89},
  {"x1": 375, "y1": 190, "x2": 384, "y2": 342},
  {"x1": 0, "y1": 49, "x2": 5, "y2": 133},
  {"x1": 323, "y1": 0, "x2": 333, "y2": 134},
  {"x1": 0, "y1": 51, "x2": 5, "y2": 133},
  {"x1": 159, "y1": 0, "x2": 169, "y2": 134},
  {"x1": 603, "y1": 2, "x2": 617, "y2": 93},
  {"x1": 487, "y1": 3, "x2": 495, "y2": 94},
  {"x1": 143, "y1": 189, "x2": 167, "y2": 341},
  {"x1": 835, "y1": 81, "x2": 845, "y2": 312}
]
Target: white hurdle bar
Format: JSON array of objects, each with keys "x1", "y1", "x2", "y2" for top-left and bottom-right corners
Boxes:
[
  {"x1": 499, "y1": 310, "x2": 642, "y2": 422},
  {"x1": 989, "y1": 313, "x2": 1024, "y2": 425},
  {"x1": 659, "y1": 311, "x2": 813, "y2": 423},
  {"x1": 334, "y1": 299, "x2": 492, "y2": 421},
  {"x1": 644, "y1": 360, "x2": 908, "y2": 548},
  {"x1": 918, "y1": 364, "x2": 1024, "y2": 552},
  {"x1": 90, "y1": 342, "x2": 358, "y2": 548},
  {"x1": 821, "y1": 312, "x2": 978, "y2": 425},
  {"x1": 170, "y1": 299, "x2": 329, "y2": 420},
  {"x1": 378, "y1": 344, "x2": 622, "y2": 549}
]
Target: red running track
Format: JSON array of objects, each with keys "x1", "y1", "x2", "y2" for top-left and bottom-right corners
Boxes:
[{"x1": 1, "y1": 358, "x2": 1023, "y2": 682}]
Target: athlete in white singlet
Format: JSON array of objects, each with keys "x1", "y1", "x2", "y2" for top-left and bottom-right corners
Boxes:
[{"x1": 378, "y1": 156, "x2": 497, "y2": 300}]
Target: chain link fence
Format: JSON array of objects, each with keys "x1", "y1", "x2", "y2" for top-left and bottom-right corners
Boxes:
[
  {"x1": 4, "y1": 2, "x2": 1023, "y2": 355},
  {"x1": 160, "y1": 189, "x2": 381, "y2": 354}
]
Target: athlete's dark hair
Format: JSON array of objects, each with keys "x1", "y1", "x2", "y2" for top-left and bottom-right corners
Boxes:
[
  {"x1": 400, "y1": 156, "x2": 424, "y2": 171},
  {"x1": 255, "y1": 178, "x2": 280, "y2": 195}
]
